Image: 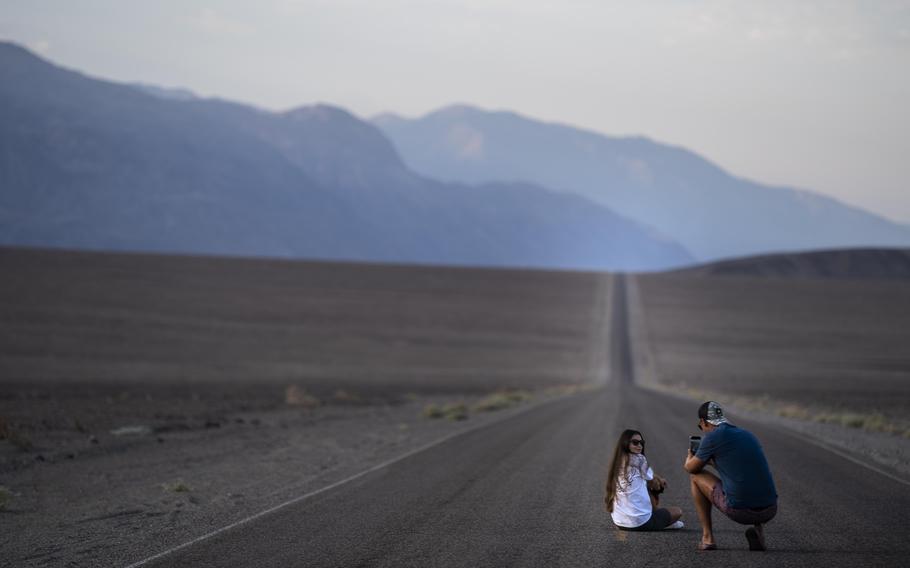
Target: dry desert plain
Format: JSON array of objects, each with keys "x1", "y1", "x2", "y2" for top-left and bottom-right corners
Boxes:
[
  {"x1": 633, "y1": 272, "x2": 910, "y2": 433},
  {"x1": 0, "y1": 246, "x2": 608, "y2": 566},
  {"x1": 1, "y1": 246, "x2": 909, "y2": 566}
]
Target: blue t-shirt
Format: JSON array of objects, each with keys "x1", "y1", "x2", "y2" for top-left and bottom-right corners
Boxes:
[{"x1": 695, "y1": 423, "x2": 777, "y2": 509}]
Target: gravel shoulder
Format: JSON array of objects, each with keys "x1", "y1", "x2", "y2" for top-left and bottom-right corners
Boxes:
[{"x1": 0, "y1": 384, "x2": 582, "y2": 567}]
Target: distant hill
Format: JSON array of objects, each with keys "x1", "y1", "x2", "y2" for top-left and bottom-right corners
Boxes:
[
  {"x1": 131, "y1": 83, "x2": 198, "y2": 101},
  {"x1": 374, "y1": 105, "x2": 910, "y2": 262},
  {"x1": 0, "y1": 42, "x2": 691, "y2": 271},
  {"x1": 675, "y1": 248, "x2": 910, "y2": 279}
]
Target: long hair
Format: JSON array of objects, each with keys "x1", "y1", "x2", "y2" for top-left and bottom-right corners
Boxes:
[{"x1": 604, "y1": 429, "x2": 645, "y2": 512}]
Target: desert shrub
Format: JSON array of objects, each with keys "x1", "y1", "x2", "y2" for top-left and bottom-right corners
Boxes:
[
  {"x1": 777, "y1": 404, "x2": 811, "y2": 420},
  {"x1": 0, "y1": 418, "x2": 33, "y2": 452},
  {"x1": 285, "y1": 385, "x2": 320, "y2": 408},
  {"x1": 815, "y1": 412, "x2": 893, "y2": 432},
  {"x1": 442, "y1": 403, "x2": 468, "y2": 421},
  {"x1": 841, "y1": 414, "x2": 866, "y2": 428},
  {"x1": 332, "y1": 389, "x2": 362, "y2": 404},
  {"x1": 860, "y1": 414, "x2": 891, "y2": 432},
  {"x1": 474, "y1": 390, "x2": 532, "y2": 412},
  {"x1": 163, "y1": 480, "x2": 191, "y2": 493},
  {"x1": 422, "y1": 404, "x2": 444, "y2": 419}
]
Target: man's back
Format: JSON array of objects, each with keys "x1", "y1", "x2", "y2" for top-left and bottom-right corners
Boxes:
[{"x1": 695, "y1": 423, "x2": 777, "y2": 509}]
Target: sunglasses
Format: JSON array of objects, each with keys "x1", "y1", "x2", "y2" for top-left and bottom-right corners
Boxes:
[
  {"x1": 629, "y1": 439, "x2": 644, "y2": 446},
  {"x1": 697, "y1": 422, "x2": 703, "y2": 431}
]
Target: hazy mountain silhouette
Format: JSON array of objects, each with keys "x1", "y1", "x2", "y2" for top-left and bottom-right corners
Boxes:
[
  {"x1": 0, "y1": 42, "x2": 691, "y2": 270},
  {"x1": 374, "y1": 105, "x2": 910, "y2": 261},
  {"x1": 132, "y1": 83, "x2": 198, "y2": 101},
  {"x1": 677, "y1": 248, "x2": 910, "y2": 279}
]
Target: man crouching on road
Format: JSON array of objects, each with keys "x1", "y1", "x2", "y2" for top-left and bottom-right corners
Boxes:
[{"x1": 684, "y1": 401, "x2": 778, "y2": 551}]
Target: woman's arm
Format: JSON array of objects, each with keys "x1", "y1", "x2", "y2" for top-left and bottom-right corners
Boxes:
[{"x1": 634, "y1": 454, "x2": 654, "y2": 480}]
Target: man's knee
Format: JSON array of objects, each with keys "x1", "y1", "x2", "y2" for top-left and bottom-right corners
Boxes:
[{"x1": 689, "y1": 473, "x2": 717, "y2": 496}]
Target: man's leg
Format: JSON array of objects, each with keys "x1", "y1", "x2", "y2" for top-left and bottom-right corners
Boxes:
[{"x1": 690, "y1": 471, "x2": 721, "y2": 547}]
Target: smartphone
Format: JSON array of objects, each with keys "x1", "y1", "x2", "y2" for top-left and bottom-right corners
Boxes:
[{"x1": 689, "y1": 435, "x2": 701, "y2": 454}]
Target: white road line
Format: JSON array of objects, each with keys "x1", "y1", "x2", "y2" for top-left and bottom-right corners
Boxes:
[
  {"x1": 122, "y1": 392, "x2": 577, "y2": 568},
  {"x1": 757, "y1": 419, "x2": 910, "y2": 487}
]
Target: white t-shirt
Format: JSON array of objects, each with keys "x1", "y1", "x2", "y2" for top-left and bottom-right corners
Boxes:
[{"x1": 610, "y1": 453, "x2": 654, "y2": 528}]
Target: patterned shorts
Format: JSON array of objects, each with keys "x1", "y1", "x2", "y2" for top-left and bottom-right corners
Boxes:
[{"x1": 711, "y1": 483, "x2": 777, "y2": 525}]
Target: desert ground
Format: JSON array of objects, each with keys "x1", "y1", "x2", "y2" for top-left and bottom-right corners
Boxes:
[
  {"x1": 0, "y1": 247, "x2": 607, "y2": 566},
  {"x1": 1, "y1": 246, "x2": 909, "y2": 566},
  {"x1": 633, "y1": 273, "x2": 910, "y2": 434}
]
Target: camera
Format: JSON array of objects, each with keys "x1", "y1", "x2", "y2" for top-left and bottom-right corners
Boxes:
[{"x1": 689, "y1": 435, "x2": 701, "y2": 454}]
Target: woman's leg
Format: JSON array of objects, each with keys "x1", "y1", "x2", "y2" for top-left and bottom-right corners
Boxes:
[{"x1": 632, "y1": 507, "x2": 674, "y2": 531}]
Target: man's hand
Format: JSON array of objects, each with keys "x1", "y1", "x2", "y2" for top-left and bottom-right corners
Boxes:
[{"x1": 684, "y1": 450, "x2": 706, "y2": 474}]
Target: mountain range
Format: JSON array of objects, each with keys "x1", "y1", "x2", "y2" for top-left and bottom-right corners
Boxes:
[
  {"x1": 0, "y1": 42, "x2": 691, "y2": 271},
  {"x1": 374, "y1": 105, "x2": 910, "y2": 262},
  {"x1": 4, "y1": 40, "x2": 907, "y2": 272}
]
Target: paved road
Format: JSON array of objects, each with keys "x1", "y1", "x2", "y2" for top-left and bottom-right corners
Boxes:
[{"x1": 137, "y1": 275, "x2": 910, "y2": 567}]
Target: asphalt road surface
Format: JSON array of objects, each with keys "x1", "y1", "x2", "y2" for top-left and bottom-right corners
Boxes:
[{"x1": 133, "y1": 275, "x2": 910, "y2": 567}]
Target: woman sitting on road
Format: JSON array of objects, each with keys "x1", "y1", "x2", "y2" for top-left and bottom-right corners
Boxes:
[{"x1": 605, "y1": 429, "x2": 684, "y2": 531}]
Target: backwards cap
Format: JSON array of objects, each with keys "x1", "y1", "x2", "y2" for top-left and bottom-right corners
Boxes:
[{"x1": 698, "y1": 401, "x2": 728, "y2": 426}]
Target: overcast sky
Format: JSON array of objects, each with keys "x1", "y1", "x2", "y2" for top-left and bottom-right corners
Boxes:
[{"x1": 3, "y1": 0, "x2": 908, "y2": 223}]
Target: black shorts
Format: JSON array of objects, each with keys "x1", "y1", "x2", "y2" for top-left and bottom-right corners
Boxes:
[{"x1": 617, "y1": 508, "x2": 673, "y2": 531}]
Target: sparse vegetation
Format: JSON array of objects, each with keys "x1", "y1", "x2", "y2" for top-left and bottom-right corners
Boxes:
[
  {"x1": 163, "y1": 480, "x2": 191, "y2": 493},
  {"x1": 666, "y1": 384, "x2": 907, "y2": 436},
  {"x1": 285, "y1": 385, "x2": 320, "y2": 408},
  {"x1": 422, "y1": 402, "x2": 468, "y2": 420},
  {"x1": 474, "y1": 389, "x2": 532, "y2": 412},
  {"x1": 0, "y1": 486, "x2": 12, "y2": 511},
  {"x1": 776, "y1": 404, "x2": 811, "y2": 420},
  {"x1": 442, "y1": 403, "x2": 468, "y2": 421},
  {"x1": 0, "y1": 417, "x2": 33, "y2": 451},
  {"x1": 332, "y1": 389, "x2": 362, "y2": 404},
  {"x1": 422, "y1": 403, "x2": 444, "y2": 419},
  {"x1": 815, "y1": 412, "x2": 893, "y2": 433}
]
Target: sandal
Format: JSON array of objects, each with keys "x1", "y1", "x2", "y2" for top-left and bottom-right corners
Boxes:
[{"x1": 698, "y1": 541, "x2": 717, "y2": 551}]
